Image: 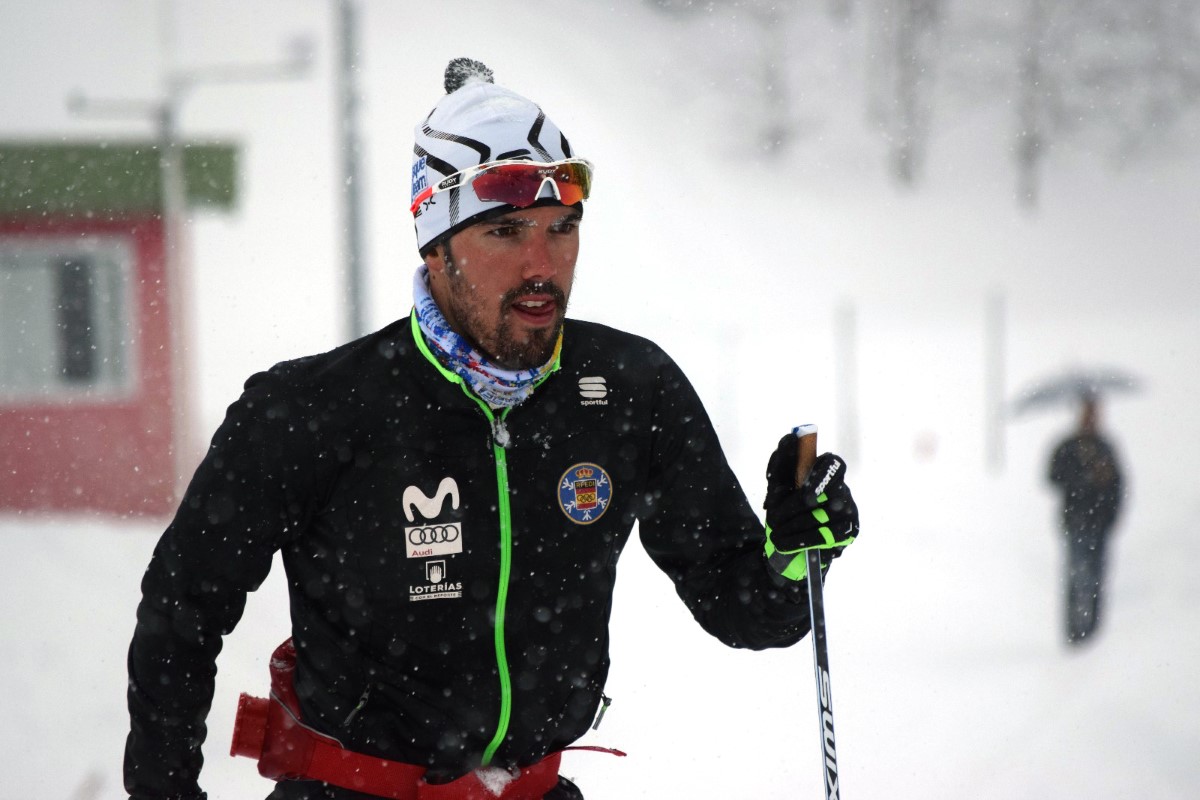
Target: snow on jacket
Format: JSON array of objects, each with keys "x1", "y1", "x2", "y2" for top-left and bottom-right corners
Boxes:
[{"x1": 125, "y1": 313, "x2": 812, "y2": 799}]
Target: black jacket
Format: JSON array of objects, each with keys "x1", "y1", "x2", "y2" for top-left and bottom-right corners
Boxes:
[
  {"x1": 1048, "y1": 432, "x2": 1124, "y2": 535},
  {"x1": 125, "y1": 314, "x2": 812, "y2": 799}
]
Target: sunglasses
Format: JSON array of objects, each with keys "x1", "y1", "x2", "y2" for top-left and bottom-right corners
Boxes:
[{"x1": 410, "y1": 158, "x2": 593, "y2": 215}]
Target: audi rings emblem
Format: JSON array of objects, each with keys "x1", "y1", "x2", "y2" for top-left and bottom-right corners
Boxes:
[{"x1": 408, "y1": 524, "x2": 461, "y2": 545}]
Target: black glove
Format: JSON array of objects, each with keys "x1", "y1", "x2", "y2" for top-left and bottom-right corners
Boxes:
[{"x1": 763, "y1": 433, "x2": 859, "y2": 581}]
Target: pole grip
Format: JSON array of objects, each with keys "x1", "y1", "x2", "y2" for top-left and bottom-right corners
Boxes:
[{"x1": 794, "y1": 424, "x2": 818, "y2": 487}]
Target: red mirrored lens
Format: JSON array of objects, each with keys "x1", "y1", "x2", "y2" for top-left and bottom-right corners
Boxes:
[{"x1": 471, "y1": 162, "x2": 591, "y2": 208}]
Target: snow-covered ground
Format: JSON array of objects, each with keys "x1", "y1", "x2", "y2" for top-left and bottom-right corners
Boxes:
[{"x1": 3, "y1": 2, "x2": 1199, "y2": 798}]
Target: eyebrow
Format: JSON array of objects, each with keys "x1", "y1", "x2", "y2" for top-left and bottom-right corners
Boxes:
[{"x1": 481, "y1": 210, "x2": 583, "y2": 228}]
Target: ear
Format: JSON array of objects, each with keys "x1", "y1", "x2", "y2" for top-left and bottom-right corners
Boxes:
[{"x1": 423, "y1": 244, "x2": 447, "y2": 275}]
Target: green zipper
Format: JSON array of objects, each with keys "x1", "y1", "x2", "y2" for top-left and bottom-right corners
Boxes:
[
  {"x1": 485, "y1": 423, "x2": 514, "y2": 764},
  {"x1": 409, "y1": 311, "x2": 558, "y2": 766}
]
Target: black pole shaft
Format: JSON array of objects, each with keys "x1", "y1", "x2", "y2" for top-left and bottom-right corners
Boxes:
[{"x1": 807, "y1": 548, "x2": 841, "y2": 800}]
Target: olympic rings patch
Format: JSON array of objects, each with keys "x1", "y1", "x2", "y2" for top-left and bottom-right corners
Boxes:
[{"x1": 557, "y1": 462, "x2": 612, "y2": 525}]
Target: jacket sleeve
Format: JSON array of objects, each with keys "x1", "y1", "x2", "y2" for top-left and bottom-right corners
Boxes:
[
  {"x1": 124, "y1": 368, "x2": 323, "y2": 799},
  {"x1": 1048, "y1": 440, "x2": 1070, "y2": 487},
  {"x1": 1107, "y1": 439, "x2": 1124, "y2": 501},
  {"x1": 635, "y1": 353, "x2": 811, "y2": 650}
]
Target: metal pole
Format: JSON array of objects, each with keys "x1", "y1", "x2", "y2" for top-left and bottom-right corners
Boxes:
[
  {"x1": 337, "y1": 0, "x2": 367, "y2": 339},
  {"x1": 159, "y1": 3, "x2": 197, "y2": 496},
  {"x1": 985, "y1": 290, "x2": 1006, "y2": 472},
  {"x1": 834, "y1": 299, "x2": 860, "y2": 464}
]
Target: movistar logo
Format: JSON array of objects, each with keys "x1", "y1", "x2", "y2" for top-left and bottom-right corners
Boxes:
[
  {"x1": 402, "y1": 477, "x2": 463, "y2": 559},
  {"x1": 402, "y1": 477, "x2": 459, "y2": 522}
]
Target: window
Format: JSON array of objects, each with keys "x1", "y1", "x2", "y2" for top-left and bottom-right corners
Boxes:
[{"x1": 0, "y1": 235, "x2": 135, "y2": 402}]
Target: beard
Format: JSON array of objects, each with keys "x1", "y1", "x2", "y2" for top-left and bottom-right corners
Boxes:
[{"x1": 444, "y1": 267, "x2": 569, "y2": 371}]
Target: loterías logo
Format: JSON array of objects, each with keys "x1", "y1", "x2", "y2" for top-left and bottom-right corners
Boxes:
[{"x1": 409, "y1": 559, "x2": 462, "y2": 602}]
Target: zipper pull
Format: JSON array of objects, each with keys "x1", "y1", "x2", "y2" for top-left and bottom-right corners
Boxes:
[
  {"x1": 343, "y1": 684, "x2": 372, "y2": 727},
  {"x1": 591, "y1": 694, "x2": 612, "y2": 731},
  {"x1": 492, "y1": 417, "x2": 511, "y2": 448}
]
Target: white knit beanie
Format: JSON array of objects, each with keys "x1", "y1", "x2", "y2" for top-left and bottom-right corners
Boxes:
[{"x1": 411, "y1": 58, "x2": 581, "y2": 256}]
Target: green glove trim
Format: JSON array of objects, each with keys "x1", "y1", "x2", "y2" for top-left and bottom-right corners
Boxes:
[
  {"x1": 765, "y1": 524, "x2": 826, "y2": 581},
  {"x1": 764, "y1": 511, "x2": 855, "y2": 582},
  {"x1": 776, "y1": 551, "x2": 809, "y2": 581},
  {"x1": 765, "y1": 528, "x2": 809, "y2": 580}
]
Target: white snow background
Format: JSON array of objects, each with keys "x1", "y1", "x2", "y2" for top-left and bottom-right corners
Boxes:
[{"x1": 2, "y1": 2, "x2": 1199, "y2": 798}]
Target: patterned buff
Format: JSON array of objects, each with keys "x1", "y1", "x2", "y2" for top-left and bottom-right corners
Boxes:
[{"x1": 413, "y1": 265, "x2": 561, "y2": 408}]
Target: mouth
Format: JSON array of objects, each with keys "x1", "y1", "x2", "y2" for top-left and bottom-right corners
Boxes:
[{"x1": 508, "y1": 293, "x2": 560, "y2": 327}]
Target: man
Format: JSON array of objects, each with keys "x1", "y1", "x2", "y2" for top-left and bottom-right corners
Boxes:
[
  {"x1": 1048, "y1": 395, "x2": 1124, "y2": 645},
  {"x1": 125, "y1": 59, "x2": 860, "y2": 800}
]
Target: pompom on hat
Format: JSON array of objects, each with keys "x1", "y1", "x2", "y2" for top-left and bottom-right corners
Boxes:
[{"x1": 411, "y1": 58, "x2": 583, "y2": 256}]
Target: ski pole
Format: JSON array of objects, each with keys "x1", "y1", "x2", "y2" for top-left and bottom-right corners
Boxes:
[{"x1": 793, "y1": 424, "x2": 842, "y2": 800}]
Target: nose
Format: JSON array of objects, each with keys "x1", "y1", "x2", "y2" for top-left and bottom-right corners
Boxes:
[{"x1": 520, "y1": 229, "x2": 558, "y2": 283}]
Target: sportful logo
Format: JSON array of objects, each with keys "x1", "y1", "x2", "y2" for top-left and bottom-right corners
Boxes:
[
  {"x1": 409, "y1": 559, "x2": 463, "y2": 602},
  {"x1": 403, "y1": 477, "x2": 463, "y2": 558},
  {"x1": 813, "y1": 459, "x2": 843, "y2": 497},
  {"x1": 578, "y1": 376, "x2": 608, "y2": 406}
]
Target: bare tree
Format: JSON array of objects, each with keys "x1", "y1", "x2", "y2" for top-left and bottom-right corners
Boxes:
[
  {"x1": 1052, "y1": 0, "x2": 1200, "y2": 156},
  {"x1": 868, "y1": 0, "x2": 944, "y2": 186},
  {"x1": 1016, "y1": 0, "x2": 1200, "y2": 203},
  {"x1": 645, "y1": 0, "x2": 801, "y2": 159},
  {"x1": 749, "y1": 4, "x2": 793, "y2": 157},
  {"x1": 1015, "y1": 0, "x2": 1047, "y2": 207},
  {"x1": 643, "y1": 0, "x2": 1200, "y2": 198}
]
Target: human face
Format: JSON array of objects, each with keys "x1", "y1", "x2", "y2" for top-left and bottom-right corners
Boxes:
[{"x1": 426, "y1": 205, "x2": 581, "y2": 371}]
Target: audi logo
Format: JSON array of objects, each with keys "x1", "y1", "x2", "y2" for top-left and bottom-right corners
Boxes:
[{"x1": 407, "y1": 524, "x2": 461, "y2": 545}]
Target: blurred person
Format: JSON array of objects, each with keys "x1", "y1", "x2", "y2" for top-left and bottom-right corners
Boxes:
[
  {"x1": 1048, "y1": 395, "x2": 1124, "y2": 645},
  {"x1": 123, "y1": 59, "x2": 860, "y2": 800}
]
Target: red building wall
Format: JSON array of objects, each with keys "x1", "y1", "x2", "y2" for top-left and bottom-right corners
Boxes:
[{"x1": 0, "y1": 215, "x2": 179, "y2": 516}]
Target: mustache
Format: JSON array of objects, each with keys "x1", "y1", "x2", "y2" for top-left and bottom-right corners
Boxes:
[{"x1": 502, "y1": 281, "x2": 567, "y2": 307}]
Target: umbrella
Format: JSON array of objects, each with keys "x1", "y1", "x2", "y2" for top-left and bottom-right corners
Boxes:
[{"x1": 1010, "y1": 366, "x2": 1142, "y2": 416}]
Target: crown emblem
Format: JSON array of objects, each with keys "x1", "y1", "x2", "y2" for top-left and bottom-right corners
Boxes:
[{"x1": 575, "y1": 467, "x2": 594, "y2": 478}]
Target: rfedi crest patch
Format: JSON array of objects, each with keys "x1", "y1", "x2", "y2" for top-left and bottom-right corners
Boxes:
[{"x1": 558, "y1": 462, "x2": 612, "y2": 524}]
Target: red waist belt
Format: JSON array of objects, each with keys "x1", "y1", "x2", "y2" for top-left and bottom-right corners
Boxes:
[{"x1": 230, "y1": 639, "x2": 622, "y2": 800}]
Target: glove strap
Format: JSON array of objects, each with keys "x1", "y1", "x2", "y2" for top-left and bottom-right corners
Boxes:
[
  {"x1": 764, "y1": 492, "x2": 848, "y2": 581},
  {"x1": 764, "y1": 526, "x2": 815, "y2": 581}
]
